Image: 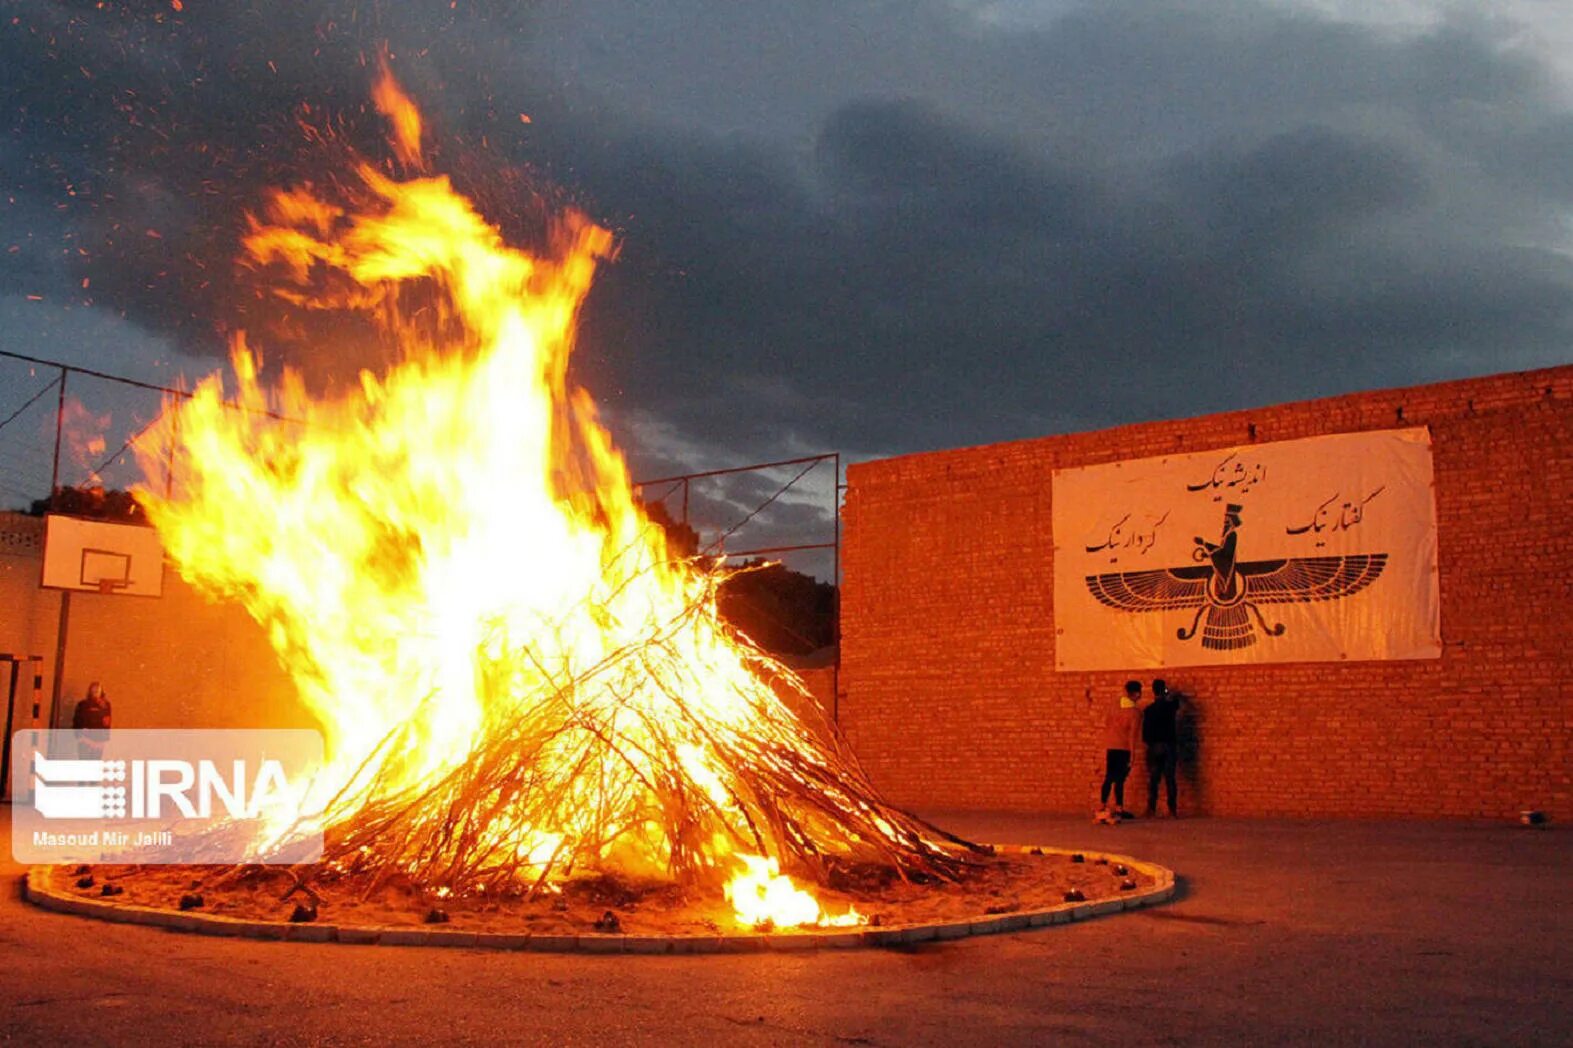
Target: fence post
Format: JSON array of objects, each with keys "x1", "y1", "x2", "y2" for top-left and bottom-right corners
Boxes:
[
  {"x1": 832, "y1": 452, "x2": 841, "y2": 725},
  {"x1": 48, "y1": 367, "x2": 68, "y2": 500},
  {"x1": 165, "y1": 408, "x2": 178, "y2": 498}
]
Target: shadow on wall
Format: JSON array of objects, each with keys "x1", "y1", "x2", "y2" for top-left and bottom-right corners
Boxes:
[{"x1": 1179, "y1": 692, "x2": 1204, "y2": 812}]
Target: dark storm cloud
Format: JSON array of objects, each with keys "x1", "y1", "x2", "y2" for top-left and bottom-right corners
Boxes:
[
  {"x1": 523, "y1": 2, "x2": 1573, "y2": 464},
  {"x1": 5, "y1": 0, "x2": 1573, "y2": 485},
  {"x1": 2, "y1": 1, "x2": 549, "y2": 381}
]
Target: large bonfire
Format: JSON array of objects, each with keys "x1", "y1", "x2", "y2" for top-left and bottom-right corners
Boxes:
[{"x1": 132, "y1": 71, "x2": 978, "y2": 928}]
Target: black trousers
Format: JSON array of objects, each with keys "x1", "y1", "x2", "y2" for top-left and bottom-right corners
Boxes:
[
  {"x1": 1100, "y1": 749, "x2": 1132, "y2": 807},
  {"x1": 1146, "y1": 743, "x2": 1178, "y2": 814}
]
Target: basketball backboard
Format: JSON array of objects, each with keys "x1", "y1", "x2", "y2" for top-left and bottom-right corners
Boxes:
[{"x1": 41, "y1": 514, "x2": 164, "y2": 597}]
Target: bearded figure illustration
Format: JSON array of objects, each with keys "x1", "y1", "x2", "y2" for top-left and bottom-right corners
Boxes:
[{"x1": 1084, "y1": 505, "x2": 1388, "y2": 651}]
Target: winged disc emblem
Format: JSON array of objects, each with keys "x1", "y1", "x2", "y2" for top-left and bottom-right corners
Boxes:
[{"x1": 1084, "y1": 504, "x2": 1387, "y2": 651}]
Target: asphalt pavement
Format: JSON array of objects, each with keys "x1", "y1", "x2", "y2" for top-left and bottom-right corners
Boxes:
[{"x1": 2, "y1": 807, "x2": 1568, "y2": 1046}]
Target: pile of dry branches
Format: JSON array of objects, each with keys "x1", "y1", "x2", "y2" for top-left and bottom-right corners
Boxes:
[{"x1": 303, "y1": 566, "x2": 984, "y2": 899}]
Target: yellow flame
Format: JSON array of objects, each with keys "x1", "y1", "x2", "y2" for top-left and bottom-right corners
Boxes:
[
  {"x1": 133, "y1": 70, "x2": 864, "y2": 925},
  {"x1": 724, "y1": 854, "x2": 864, "y2": 929}
]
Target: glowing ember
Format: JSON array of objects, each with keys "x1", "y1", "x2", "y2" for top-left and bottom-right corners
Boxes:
[{"x1": 134, "y1": 69, "x2": 977, "y2": 928}]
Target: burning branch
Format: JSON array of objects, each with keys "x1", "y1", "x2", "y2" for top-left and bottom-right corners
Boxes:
[{"x1": 308, "y1": 557, "x2": 983, "y2": 902}]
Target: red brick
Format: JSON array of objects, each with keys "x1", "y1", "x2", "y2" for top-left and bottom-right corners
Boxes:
[{"x1": 841, "y1": 365, "x2": 1573, "y2": 822}]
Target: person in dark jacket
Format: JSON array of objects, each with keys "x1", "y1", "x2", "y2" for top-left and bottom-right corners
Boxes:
[
  {"x1": 1143, "y1": 678, "x2": 1182, "y2": 817},
  {"x1": 72, "y1": 681, "x2": 112, "y2": 760}
]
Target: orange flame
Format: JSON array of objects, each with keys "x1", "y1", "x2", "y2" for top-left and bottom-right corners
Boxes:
[
  {"x1": 371, "y1": 63, "x2": 424, "y2": 171},
  {"x1": 133, "y1": 71, "x2": 882, "y2": 927}
]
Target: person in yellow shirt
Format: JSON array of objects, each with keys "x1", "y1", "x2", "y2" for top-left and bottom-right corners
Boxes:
[{"x1": 1098, "y1": 680, "x2": 1143, "y2": 821}]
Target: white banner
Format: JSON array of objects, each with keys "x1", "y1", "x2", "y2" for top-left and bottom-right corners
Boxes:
[{"x1": 1052, "y1": 428, "x2": 1440, "y2": 670}]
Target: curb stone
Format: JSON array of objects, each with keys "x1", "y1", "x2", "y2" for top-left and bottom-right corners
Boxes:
[{"x1": 22, "y1": 844, "x2": 1175, "y2": 955}]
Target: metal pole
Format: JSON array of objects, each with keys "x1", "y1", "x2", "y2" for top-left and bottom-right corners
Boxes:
[
  {"x1": 45, "y1": 366, "x2": 68, "y2": 750},
  {"x1": 30, "y1": 656, "x2": 43, "y2": 725},
  {"x1": 164, "y1": 409, "x2": 178, "y2": 498},
  {"x1": 681, "y1": 477, "x2": 690, "y2": 525},
  {"x1": 1, "y1": 659, "x2": 19, "y2": 802},
  {"x1": 832, "y1": 454, "x2": 841, "y2": 591},
  {"x1": 49, "y1": 367, "x2": 68, "y2": 501},
  {"x1": 832, "y1": 452, "x2": 841, "y2": 725},
  {"x1": 49, "y1": 591, "x2": 71, "y2": 738}
]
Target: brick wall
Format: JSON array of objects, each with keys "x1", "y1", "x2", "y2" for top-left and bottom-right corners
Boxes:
[{"x1": 841, "y1": 365, "x2": 1573, "y2": 821}]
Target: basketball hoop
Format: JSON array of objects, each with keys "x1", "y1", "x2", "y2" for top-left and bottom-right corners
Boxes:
[{"x1": 41, "y1": 516, "x2": 161, "y2": 597}]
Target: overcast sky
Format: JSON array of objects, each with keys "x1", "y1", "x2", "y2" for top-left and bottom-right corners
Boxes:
[{"x1": 5, "y1": 1, "x2": 1573, "y2": 567}]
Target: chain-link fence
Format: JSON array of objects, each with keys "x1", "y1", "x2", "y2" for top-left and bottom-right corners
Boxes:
[
  {"x1": 0, "y1": 351, "x2": 187, "y2": 513},
  {"x1": 2, "y1": 349, "x2": 842, "y2": 587}
]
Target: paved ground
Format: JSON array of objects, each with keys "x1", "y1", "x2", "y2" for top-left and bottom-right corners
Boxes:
[{"x1": 2, "y1": 806, "x2": 1568, "y2": 1046}]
